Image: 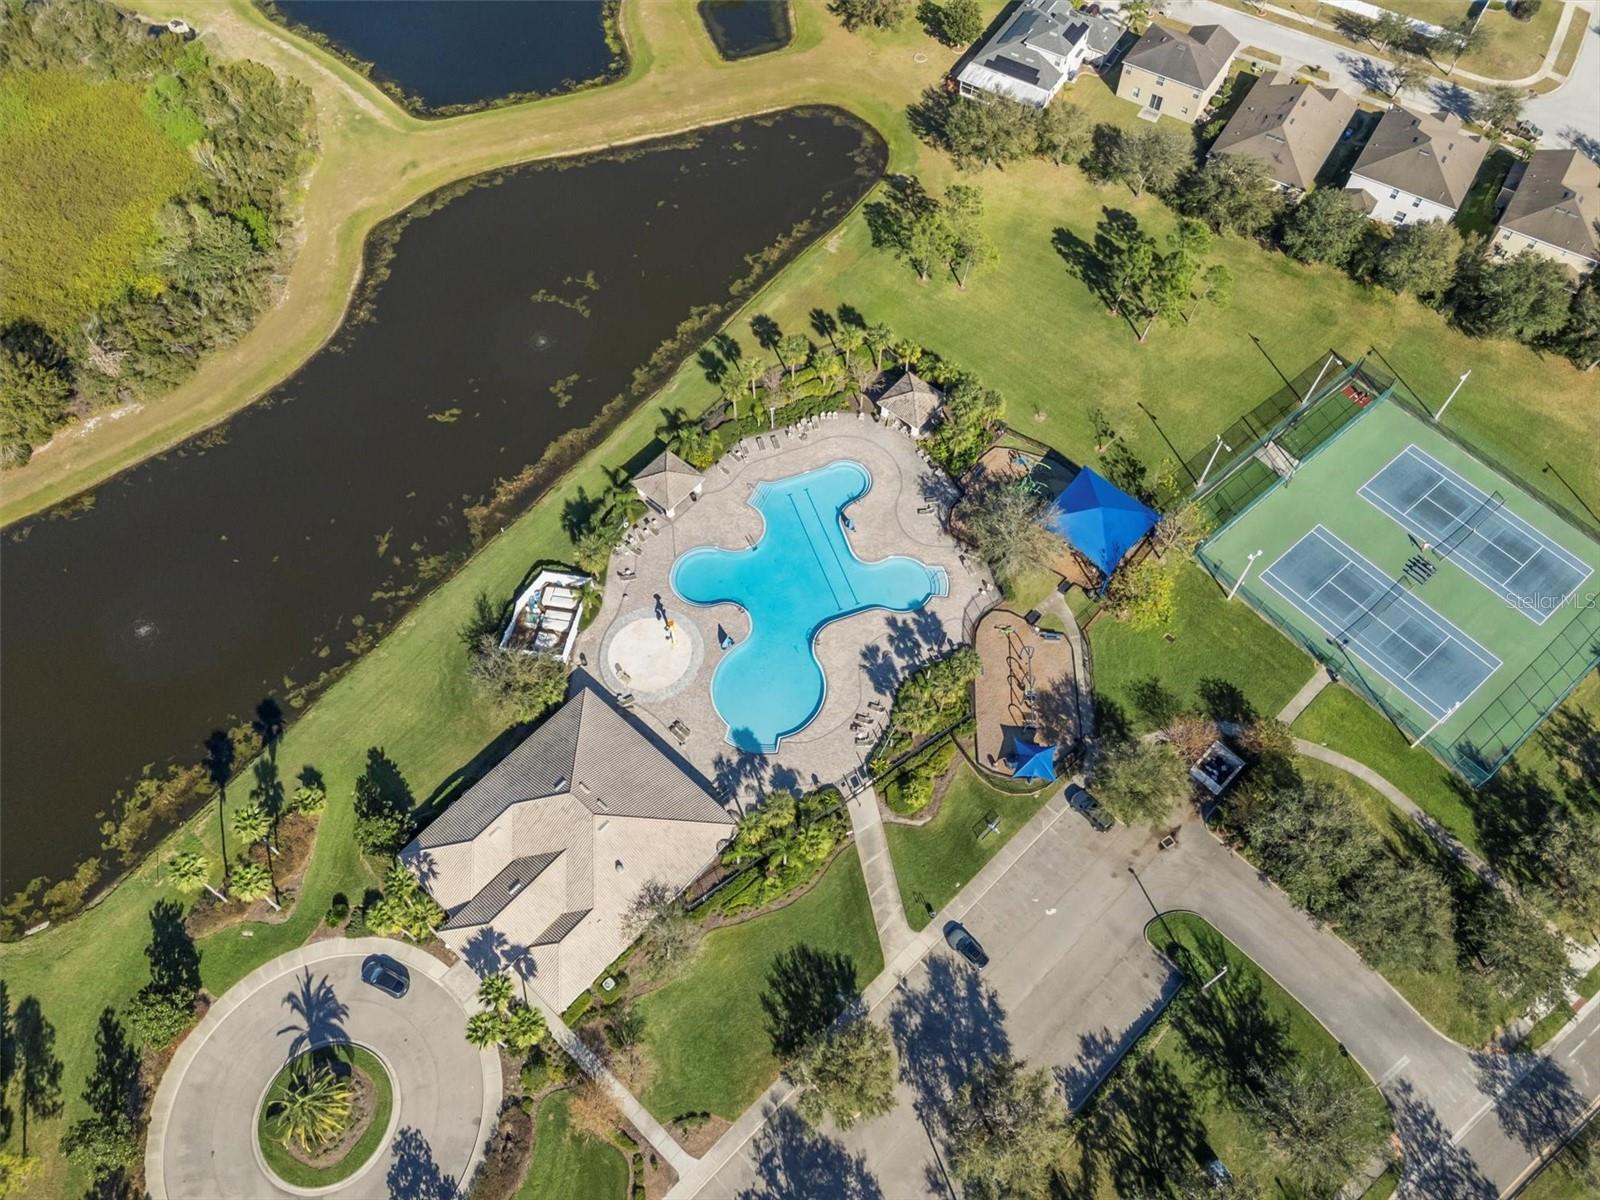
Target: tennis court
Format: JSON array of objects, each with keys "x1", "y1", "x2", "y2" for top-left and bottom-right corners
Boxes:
[
  {"x1": 1359, "y1": 445, "x2": 1593, "y2": 625},
  {"x1": 1262, "y1": 526, "x2": 1501, "y2": 719},
  {"x1": 1195, "y1": 359, "x2": 1600, "y2": 785}
]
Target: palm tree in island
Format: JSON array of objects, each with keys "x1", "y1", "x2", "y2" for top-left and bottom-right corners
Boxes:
[
  {"x1": 836, "y1": 325, "x2": 865, "y2": 370},
  {"x1": 778, "y1": 332, "x2": 810, "y2": 379},
  {"x1": 864, "y1": 323, "x2": 895, "y2": 371},
  {"x1": 230, "y1": 860, "x2": 277, "y2": 910},
  {"x1": 271, "y1": 1064, "x2": 354, "y2": 1154}
]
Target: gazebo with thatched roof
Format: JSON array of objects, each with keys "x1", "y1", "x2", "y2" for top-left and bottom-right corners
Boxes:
[
  {"x1": 632, "y1": 449, "x2": 704, "y2": 518},
  {"x1": 876, "y1": 370, "x2": 945, "y2": 439}
]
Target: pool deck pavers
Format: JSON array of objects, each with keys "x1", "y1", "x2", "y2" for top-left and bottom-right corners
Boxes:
[{"x1": 577, "y1": 417, "x2": 991, "y2": 805}]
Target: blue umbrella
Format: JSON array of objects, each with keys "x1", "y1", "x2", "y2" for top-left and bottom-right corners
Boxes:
[{"x1": 1008, "y1": 739, "x2": 1057, "y2": 782}]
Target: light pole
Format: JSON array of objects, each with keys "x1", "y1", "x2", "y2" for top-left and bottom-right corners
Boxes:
[
  {"x1": 1196, "y1": 435, "x2": 1233, "y2": 489},
  {"x1": 1434, "y1": 370, "x2": 1470, "y2": 422},
  {"x1": 1227, "y1": 550, "x2": 1263, "y2": 602},
  {"x1": 1128, "y1": 865, "x2": 1178, "y2": 954}
]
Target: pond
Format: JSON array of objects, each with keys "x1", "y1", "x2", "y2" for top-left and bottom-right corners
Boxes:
[
  {"x1": 267, "y1": 0, "x2": 622, "y2": 112},
  {"x1": 699, "y1": 1, "x2": 793, "y2": 60},
  {"x1": 0, "y1": 109, "x2": 885, "y2": 896}
]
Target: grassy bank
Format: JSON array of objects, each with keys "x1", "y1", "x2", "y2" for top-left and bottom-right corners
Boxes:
[
  {"x1": 885, "y1": 762, "x2": 1055, "y2": 931},
  {"x1": 1067, "y1": 912, "x2": 1391, "y2": 1195},
  {"x1": 516, "y1": 1090, "x2": 630, "y2": 1200},
  {"x1": 635, "y1": 850, "x2": 882, "y2": 1124}
]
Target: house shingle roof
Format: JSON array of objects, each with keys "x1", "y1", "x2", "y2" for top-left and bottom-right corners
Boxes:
[
  {"x1": 956, "y1": 0, "x2": 1123, "y2": 103},
  {"x1": 1498, "y1": 148, "x2": 1600, "y2": 264},
  {"x1": 876, "y1": 370, "x2": 944, "y2": 434},
  {"x1": 1122, "y1": 22, "x2": 1239, "y2": 91},
  {"x1": 1349, "y1": 107, "x2": 1487, "y2": 210},
  {"x1": 404, "y1": 688, "x2": 733, "y2": 1009},
  {"x1": 1210, "y1": 72, "x2": 1356, "y2": 191},
  {"x1": 633, "y1": 449, "x2": 704, "y2": 511}
]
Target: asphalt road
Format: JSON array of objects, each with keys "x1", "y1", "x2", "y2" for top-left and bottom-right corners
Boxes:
[{"x1": 147, "y1": 938, "x2": 498, "y2": 1200}]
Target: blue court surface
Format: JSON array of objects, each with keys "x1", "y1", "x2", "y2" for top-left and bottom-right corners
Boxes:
[
  {"x1": 1360, "y1": 446, "x2": 1594, "y2": 625},
  {"x1": 1262, "y1": 526, "x2": 1501, "y2": 719}
]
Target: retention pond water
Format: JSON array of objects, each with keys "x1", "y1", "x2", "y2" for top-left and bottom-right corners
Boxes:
[{"x1": 0, "y1": 109, "x2": 884, "y2": 895}]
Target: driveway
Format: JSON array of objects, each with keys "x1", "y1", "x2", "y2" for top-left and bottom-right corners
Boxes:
[{"x1": 146, "y1": 938, "x2": 499, "y2": 1200}]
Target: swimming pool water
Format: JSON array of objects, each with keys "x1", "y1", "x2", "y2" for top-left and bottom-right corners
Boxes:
[{"x1": 671, "y1": 460, "x2": 946, "y2": 752}]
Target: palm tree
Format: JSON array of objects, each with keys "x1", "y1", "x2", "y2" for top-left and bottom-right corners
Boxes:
[
  {"x1": 813, "y1": 357, "x2": 845, "y2": 398},
  {"x1": 202, "y1": 730, "x2": 236, "y2": 885},
  {"x1": 727, "y1": 355, "x2": 760, "y2": 415},
  {"x1": 893, "y1": 338, "x2": 923, "y2": 370},
  {"x1": 777, "y1": 333, "x2": 810, "y2": 379},
  {"x1": 863, "y1": 323, "x2": 895, "y2": 371},
  {"x1": 477, "y1": 973, "x2": 514, "y2": 1014},
  {"x1": 503, "y1": 1004, "x2": 546, "y2": 1051},
  {"x1": 836, "y1": 325, "x2": 865, "y2": 369},
  {"x1": 233, "y1": 802, "x2": 271, "y2": 847},
  {"x1": 167, "y1": 850, "x2": 226, "y2": 903},
  {"x1": 229, "y1": 861, "x2": 277, "y2": 909},
  {"x1": 760, "y1": 364, "x2": 785, "y2": 430},
  {"x1": 848, "y1": 359, "x2": 877, "y2": 412},
  {"x1": 270, "y1": 1064, "x2": 353, "y2": 1154},
  {"x1": 464, "y1": 1011, "x2": 501, "y2": 1049}
]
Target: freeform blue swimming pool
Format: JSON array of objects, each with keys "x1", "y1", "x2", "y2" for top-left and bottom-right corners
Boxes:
[{"x1": 671, "y1": 460, "x2": 947, "y2": 752}]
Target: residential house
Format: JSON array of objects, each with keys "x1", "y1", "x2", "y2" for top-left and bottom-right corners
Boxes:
[
  {"x1": 955, "y1": 0, "x2": 1123, "y2": 108},
  {"x1": 1344, "y1": 107, "x2": 1487, "y2": 226},
  {"x1": 1493, "y1": 148, "x2": 1600, "y2": 279},
  {"x1": 402, "y1": 687, "x2": 733, "y2": 1010},
  {"x1": 1114, "y1": 21, "x2": 1240, "y2": 123},
  {"x1": 632, "y1": 449, "x2": 704, "y2": 519},
  {"x1": 1209, "y1": 72, "x2": 1357, "y2": 193}
]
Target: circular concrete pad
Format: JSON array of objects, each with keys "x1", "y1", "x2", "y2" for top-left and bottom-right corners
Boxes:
[{"x1": 603, "y1": 613, "x2": 700, "y2": 696}]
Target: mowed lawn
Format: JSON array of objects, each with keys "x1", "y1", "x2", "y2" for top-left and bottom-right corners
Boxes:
[
  {"x1": 634, "y1": 850, "x2": 882, "y2": 1124},
  {"x1": 517, "y1": 1090, "x2": 630, "y2": 1200},
  {"x1": 885, "y1": 762, "x2": 1055, "y2": 931},
  {"x1": 1067, "y1": 913, "x2": 1392, "y2": 1197},
  {"x1": 0, "y1": 68, "x2": 194, "y2": 331},
  {"x1": 1089, "y1": 563, "x2": 1312, "y2": 733}
]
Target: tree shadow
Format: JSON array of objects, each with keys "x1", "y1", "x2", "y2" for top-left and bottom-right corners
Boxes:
[
  {"x1": 1430, "y1": 79, "x2": 1476, "y2": 121},
  {"x1": 860, "y1": 643, "x2": 903, "y2": 697},
  {"x1": 9, "y1": 993, "x2": 63, "y2": 1153},
  {"x1": 278, "y1": 969, "x2": 351, "y2": 1060},
  {"x1": 83, "y1": 1007, "x2": 142, "y2": 1125},
  {"x1": 1071, "y1": 1054, "x2": 1208, "y2": 1198},
  {"x1": 387, "y1": 1125, "x2": 459, "y2": 1200},
  {"x1": 751, "y1": 313, "x2": 783, "y2": 354},
  {"x1": 1197, "y1": 677, "x2": 1255, "y2": 726},
  {"x1": 885, "y1": 615, "x2": 926, "y2": 668},
  {"x1": 1539, "y1": 706, "x2": 1600, "y2": 812},
  {"x1": 889, "y1": 954, "x2": 1011, "y2": 1131},
  {"x1": 809, "y1": 307, "x2": 839, "y2": 348},
  {"x1": 912, "y1": 607, "x2": 951, "y2": 658},
  {"x1": 1092, "y1": 694, "x2": 1133, "y2": 748},
  {"x1": 1389, "y1": 1077, "x2": 1496, "y2": 1197},
  {"x1": 460, "y1": 926, "x2": 511, "y2": 979},
  {"x1": 1458, "y1": 761, "x2": 1554, "y2": 888},
  {"x1": 1165, "y1": 929, "x2": 1291, "y2": 1104},
  {"x1": 1339, "y1": 51, "x2": 1391, "y2": 95},
  {"x1": 761, "y1": 945, "x2": 859, "y2": 1058},
  {"x1": 1051, "y1": 226, "x2": 1114, "y2": 313},
  {"x1": 1473, "y1": 1050, "x2": 1591, "y2": 1153},
  {"x1": 1129, "y1": 676, "x2": 1181, "y2": 727},
  {"x1": 146, "y1": 899, "x2": 201, "y2": 996},
  {"x1": 735, "y1": 1105, "x2": 884, "y2": 1200}
]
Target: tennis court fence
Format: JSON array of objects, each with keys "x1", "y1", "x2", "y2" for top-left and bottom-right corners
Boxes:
[
  {"x1": 1189, "y1": 351, "x2": 1390, "y2": 531},
  {"x1": 1197, "y1": 541, "x2": 1600, "y2": 787}
]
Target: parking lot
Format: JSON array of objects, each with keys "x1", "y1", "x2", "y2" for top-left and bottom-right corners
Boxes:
[{"x1": 691, "y1": 798, "x2": 1181, "y2": 1198}]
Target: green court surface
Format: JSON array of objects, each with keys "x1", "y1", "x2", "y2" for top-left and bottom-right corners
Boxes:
[{"x1": 1199, "y1": 390, "x2": 1600, "y2": 785}]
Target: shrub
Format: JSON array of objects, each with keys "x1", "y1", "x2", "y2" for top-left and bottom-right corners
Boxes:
[
  {"x1": 1106, "y1": 558, "x2": 1177, "y2": 632},
  {"x1": 520, "y1": 1048, "x2": 552, "y2": 1095},
  {"x1": 324, "y1": 892, "x2": 350, "y2": 927},
  {"x1": 563, "y1": 991, "x2": 595, "y2": 1026},
  {"x1": 882, "y1": 739, "x2": 957, "y2": 815},
  {"x1": 125, "y1": 985, "x2": 195, "y2": 1049},
  {"x1": 887, "y1": 647, "x2": 981, "y2": 739}
]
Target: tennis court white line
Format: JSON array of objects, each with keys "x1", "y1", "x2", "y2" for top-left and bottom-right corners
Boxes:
[
  {"x1": 1261, "y1": 526, "x2": 1500, "y2": 720},
  {"x1": 1358, "y1": 445, "x2": 1594, "y2": 626},
  {"x1": 1319, "y1": 572, "x2": 1435, "y2": 665}
]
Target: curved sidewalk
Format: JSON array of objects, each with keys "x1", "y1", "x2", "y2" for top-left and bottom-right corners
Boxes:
[{"x1": 146, "y1": 937, "x2": 500, "y2": 1200}]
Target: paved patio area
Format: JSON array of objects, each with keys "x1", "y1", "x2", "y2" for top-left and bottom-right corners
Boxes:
[{"x1": 577, "y1": 417, "x2": 991, "y2": 802}]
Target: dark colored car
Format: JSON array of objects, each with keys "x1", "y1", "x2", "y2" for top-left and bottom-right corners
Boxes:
[
  {"x1": 1067, "y1": 783, "x2": 1114, "y2": 833},
  {"x1": 361, "y1": 955, "x2": 409, "y2": 999},
  {"x1": 943, "y1": 922, "x2": 989, "y2": 969}
]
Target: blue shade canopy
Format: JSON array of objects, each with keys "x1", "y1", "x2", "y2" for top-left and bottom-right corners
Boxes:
[
  {"x1": 1044, "y1": 468, "x2": 1160, "y2": 579},
  {"x1": 1009, "y1": 739, "x2": 1057, "y2": 782}
]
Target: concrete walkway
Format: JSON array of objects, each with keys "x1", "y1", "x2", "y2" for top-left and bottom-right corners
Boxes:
[
  {"x1": 543, "y1": 1009, "x2": 696, "y2": 1176},
  {"x1": 848, "y1": 786, "x2": 918, "y2": 963},
  {"x1": 146, "y1": 938, "x2": 499, "y2": 1200},
  {"x1": 1276, "y1": 665, "x2": 1332, "y2": 726}
]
